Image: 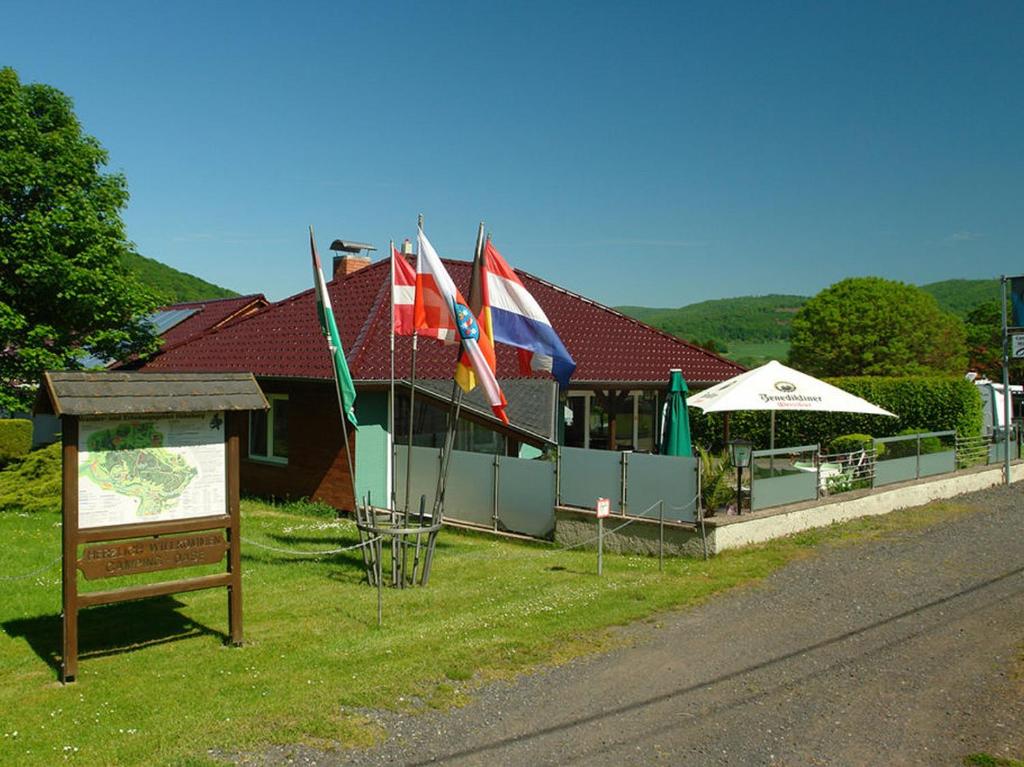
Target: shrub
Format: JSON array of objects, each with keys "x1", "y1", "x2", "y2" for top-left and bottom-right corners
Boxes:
[
  {"x1": 698, "y1": 446, "x2": 735, "y2": 514},
  {"x1": 0, "y1": 442, "x2": 62, "y2": 513},
  {"x1": 0, "y1": 418, "x2": 33, "y2": 466},
  {"x1": 827, "y1": 433, "x2": 876, "y2": 456},
  {"x1": 884, "y1": 427, "x2": 944, "y2": 458}
]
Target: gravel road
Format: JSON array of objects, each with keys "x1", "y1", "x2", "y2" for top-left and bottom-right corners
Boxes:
[{"x1": 267, "y1": 483, "x2": 1024, "y2": 766}]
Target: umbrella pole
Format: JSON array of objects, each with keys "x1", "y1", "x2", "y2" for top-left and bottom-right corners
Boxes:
[
  {"x1": 697, "y1": 462, "x2": 708, "y2": 560},
  {"x1": 770, "y1": 411, "x2": 775, "y2": 476}
]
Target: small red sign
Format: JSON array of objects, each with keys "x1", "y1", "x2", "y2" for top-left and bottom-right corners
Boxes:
[{"x1": 596, "y1": 497, "x2": 610, "y2": 518}]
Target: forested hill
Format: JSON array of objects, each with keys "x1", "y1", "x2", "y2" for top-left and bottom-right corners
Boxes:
[
  {"x1": 618, "y1": 278, "x2": 999, "y2": 341},
  {"x1": 920, "y1": 278, "x2": 1000, "y2": 317},
  {"x1": 122, "y1": 252, "x2": 239, "y2": 304},
  {"x1": 617, "y1": 278, "x2": 999, "y2": 367},
  {"x1": 617, "y1": 294, "x2": 807, "y2": 344}
]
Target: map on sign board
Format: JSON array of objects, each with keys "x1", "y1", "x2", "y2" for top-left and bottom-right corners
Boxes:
[{"x1": 78, "y1": 413, "x2": 226, "y2": 529}]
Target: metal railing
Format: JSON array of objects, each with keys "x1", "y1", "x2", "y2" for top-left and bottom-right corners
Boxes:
[
  {"x1": 816, "y1": 447, "x2": 878, "y2": 495},
  {"x1": 955, "y1": 433, "x2": 990, "y2": 468},
  {"x1": 741, "y1": 430, "x2": 1017, "y2": 511}
]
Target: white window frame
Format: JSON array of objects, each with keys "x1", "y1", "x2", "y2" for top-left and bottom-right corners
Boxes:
[{"x1": 249, "y1": 393, "x2": 288, "y2": 465}]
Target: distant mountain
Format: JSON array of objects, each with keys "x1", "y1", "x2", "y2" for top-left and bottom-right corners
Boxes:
[{"x1": 122, "y1": 252, "x2": 239, "y2": 304}]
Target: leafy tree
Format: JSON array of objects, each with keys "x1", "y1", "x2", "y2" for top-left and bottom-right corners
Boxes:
[
  {"x1": 965, "y1": 299, "x2": 1001, "y2": 379},
  {"x1": 0, "y1": 67, "x2": 160, "y2": 411},
  {"x1": 964, "y1": 298, "x2": 1024, "y2": 384},
  {"x1": 788, "y1": 277, "x2": 967, "y2": 377}
]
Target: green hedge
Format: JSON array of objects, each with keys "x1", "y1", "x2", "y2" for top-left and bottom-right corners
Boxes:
[
  {"x1": 690, "y1": 376, "x2": 981, "y2": 451},
  {"x1": 0, "y1": 419, "x2": 33, "y2": 465},
  {"x1": 883, "y1": 427, "x2": 946, "y2": 458}
]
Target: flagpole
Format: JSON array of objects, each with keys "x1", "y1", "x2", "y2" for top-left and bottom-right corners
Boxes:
[
  {"x1": 404, "y1": 215, "x2": 423, "y2": 516},
  {"x1": 311, "y1": 226, "x2": 359, "y2": 513},
  {"x1": 389, "y1": 240, "x2": 397, "y2": 513},
  {"x1": 433, "y1": 222, "x2": 485, "y2": 520}
]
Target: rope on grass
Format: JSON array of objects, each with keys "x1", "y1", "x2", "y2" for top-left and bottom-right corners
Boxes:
[
  {"x1": 0, "y1": 554, "x2": 62, "y2": 582},
  {"x1": 239, "y1": 535, "x2": 381, "y2": 558}
]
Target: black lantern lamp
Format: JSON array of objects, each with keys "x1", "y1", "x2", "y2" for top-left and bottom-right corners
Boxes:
[{"x1": 728, "y1": 438, "x2": 753, "y2": 514}]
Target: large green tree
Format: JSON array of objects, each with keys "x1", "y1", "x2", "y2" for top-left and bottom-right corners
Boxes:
[
  {"x1": 788, "y1": 276, "x2": 967, "y2": 377},
  {"x1": 963, "y1": 298, "x2": 1024, "y2": 384},
  {"x1": 0, "y1": 67, "x2": 160, "y2": 412}
]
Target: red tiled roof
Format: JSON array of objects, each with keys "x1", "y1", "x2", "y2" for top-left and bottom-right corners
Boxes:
[
  {"x1": 157, "y1": 295, "x2": 269, "y2": 351},
  {"x1": 141, "y1": 260, "x2": 744, "y2": 386}
]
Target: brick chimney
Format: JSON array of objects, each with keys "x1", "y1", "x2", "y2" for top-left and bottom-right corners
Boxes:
[
  {"x1": 333, "y1": 253, "x2": 371, "y2": 278},
  {"x1": 328, "y1": 239, "x2": 376, "y2": 279}
]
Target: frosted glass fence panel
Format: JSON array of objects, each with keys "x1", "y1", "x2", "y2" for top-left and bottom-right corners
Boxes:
[
  {"x1": 442, "y1": 450, "x2": 496, "y2": 527},
  {"x1": 497, "y1": 457, "x2": 556, "y2": 537},
  {"x1": 874, "y1": 431, "x2": 956, "y2": 486},
  {"x1": 626, "y1": 453, "x2": 699, "y2": 522},
  {"x1": 394, "y1": 445, "x2": 441, "y2": 516},
  {"x1": 750, "y1": 445, "x2": 818, "y2": 511},
  {"x1": 989, "y1": 441, "x2": 1020, "y2": 463},
  {"x1": 919, "y1": 451, "x2": 956, "y2": 478},
  {"x1": 559, "y1": 447, "x2": 622, "y2": 512},
  {"x1": 873, "y1": 455, "x2": 918, "y2": 486}
]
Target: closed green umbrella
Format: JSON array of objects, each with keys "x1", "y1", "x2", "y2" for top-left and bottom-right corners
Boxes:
[{"x1": 660, "y1": 368, "x2": 692, "y2": 456}]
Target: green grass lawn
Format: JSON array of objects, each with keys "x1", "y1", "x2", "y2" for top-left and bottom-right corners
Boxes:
[
  {"x1": 0, "y1": 497, "x2": 976, "y2": 766},
  {"x1": 722, "y1": 339, "x2": 791, "y2": 368}
]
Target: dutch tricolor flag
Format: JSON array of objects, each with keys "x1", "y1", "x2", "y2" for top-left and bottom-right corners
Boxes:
[{"x1": 483, "y1": 241, "x2": 576, "y2": 388}]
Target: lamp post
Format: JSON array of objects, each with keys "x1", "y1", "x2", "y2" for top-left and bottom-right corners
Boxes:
[{"x1": 729, "y1": 438, "x2": 753, "y2": 514}]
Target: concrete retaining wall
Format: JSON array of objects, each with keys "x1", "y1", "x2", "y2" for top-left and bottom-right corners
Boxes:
[
  {"x1": 551, "y1": 463, "x2": 1023, "y2": 558},
  {"x1": 554, "y1": 508, "x2": 708, "y2": 558},
  {"x1": 709, "y1": 462, "x2": 1024, "y2": 553}
]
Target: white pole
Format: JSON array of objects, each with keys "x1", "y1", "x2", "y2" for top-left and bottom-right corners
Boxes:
[
  {"x1": 389, "y1": 240, "x2": 396, "y2": 513},
  {"x1": 1002, "y1": 276, "x2": 1012, "y2": 485},
  {"x1": 404, "y1": 215, "x2": 424, "y2": 515}
]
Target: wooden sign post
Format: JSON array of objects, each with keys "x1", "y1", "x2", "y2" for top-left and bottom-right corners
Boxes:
[{"x1": 37, "y1": 372, "x2": 267, "y2": 683}]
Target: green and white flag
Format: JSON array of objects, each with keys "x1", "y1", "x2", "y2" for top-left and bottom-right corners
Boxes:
[{"x1": 310, "y1": 227, "x2": 358, "y2": 428}]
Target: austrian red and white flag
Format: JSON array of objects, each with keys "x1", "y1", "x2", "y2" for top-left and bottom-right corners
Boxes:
[
  {"x1": 415, "y1": 228, "x2": 509, "y2": 424},
  {"x1": 413, "y1": 231, "x2": 458, "y2": 344},
  {"x1": 392, "y1": 245, "x2": 416, "y2": 336}
]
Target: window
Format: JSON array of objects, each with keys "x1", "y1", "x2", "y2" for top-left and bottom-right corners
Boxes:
[
  {"x1": 563, "y1": 390, "x2": 661, "y2": 452},
  {"x1": 393, "y1": 393, "x2": 506, "y2": 455},
  {"x1": 250, "y1": 394, "x2": 288, "y2": 462}
]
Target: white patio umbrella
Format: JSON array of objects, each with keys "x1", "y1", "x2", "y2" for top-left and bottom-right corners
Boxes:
[{"x1": 688, "y1": 360, "x2": 897, "y2": 454}]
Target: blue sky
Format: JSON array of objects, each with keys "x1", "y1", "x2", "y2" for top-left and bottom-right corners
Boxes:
[{"x1": 3, "y1": 1, "x2": 1022, "y2": 306}]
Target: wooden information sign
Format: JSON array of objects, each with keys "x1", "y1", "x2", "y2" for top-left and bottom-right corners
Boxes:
[
  {"x1": 79, "y1": 532, "x2": 228, "y2": 580},
  {"x1": 35, "y1": 371, "x2": 268, "y2": 683}
]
